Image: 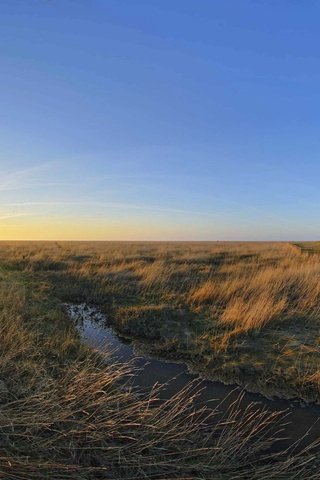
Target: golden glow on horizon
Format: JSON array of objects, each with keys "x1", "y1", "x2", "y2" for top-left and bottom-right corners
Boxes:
[
  {"x1": 0, "y1": 216, "x2": 201, "y2": 241},
  {"x1": 0, "y1": 212, "x2": 298, "y2": 242}
]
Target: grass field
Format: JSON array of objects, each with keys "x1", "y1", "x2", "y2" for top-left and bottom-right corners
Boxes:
[
  {"x1": 0, "y1": 241, "x2": 320, "y2": 478},
  {"x1": 1, "y1": 240, "x2": 319, "y2": 401},
  {"x1": 294, "y1": 242, "x2": 320, "y2": 255}
]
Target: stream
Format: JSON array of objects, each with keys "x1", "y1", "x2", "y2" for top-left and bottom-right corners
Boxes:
[{"x1": 66, "y1": 303, "x2": 320, "y2": 452}]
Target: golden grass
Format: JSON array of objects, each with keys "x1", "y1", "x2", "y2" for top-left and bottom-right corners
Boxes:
[
  {"x1": 1, "y1": 241, "x2": 320, "y2": 331},
  {"x1": 2, "y1": 267, "x2": 320, "y2": 478},
  {"x1": 221, "y1": 295, "x2": 287, "y2": 331},
  {"x1": 0, "y1": 240, "x2": 319, "y2": 401},
  {"x1": 189, "y1": 248, "x2": 320, "y2": 333}
]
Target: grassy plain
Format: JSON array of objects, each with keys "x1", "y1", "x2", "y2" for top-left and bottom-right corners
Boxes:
[
  {"x1": 1, "y1": 241, "x2": 318, "y2": 401},
  {"x1": 0, "y1": 241, "x2": 320, "y2": 478}
]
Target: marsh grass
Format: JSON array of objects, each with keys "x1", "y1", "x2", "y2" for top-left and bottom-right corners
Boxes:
[
  {"x1": 0, "y1": 241, "x2": 319, "y2": 399},
  {"x1": 2, "y1": 267, "x2": 320, "y2": 478},
  {"x1": 0, "y1": 242, "x2": 320, "y2": 402}
]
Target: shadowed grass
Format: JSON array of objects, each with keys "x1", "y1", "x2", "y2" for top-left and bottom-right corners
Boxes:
[{"x1": 1, "y1": 269, "x2": 320, "y2": 478}]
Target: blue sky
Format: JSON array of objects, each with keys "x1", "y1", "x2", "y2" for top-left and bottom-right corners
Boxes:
[{"x1": 0, "y1": 0, "x2": 319, "y2": 240}]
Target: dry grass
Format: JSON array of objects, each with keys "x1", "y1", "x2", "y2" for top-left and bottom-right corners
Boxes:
[
  {"x1": 220, "y1": 295, "x2": 287, "y2": 331},
  {"x1": 189, "y1": 251, "x2": 320, "y2": 333},
  {"x1": 0, "y1": 241, "x2": 319, "y2": 401},
  {"x1": 1, "y1": 265, "x2": 320, "y2": 478}
]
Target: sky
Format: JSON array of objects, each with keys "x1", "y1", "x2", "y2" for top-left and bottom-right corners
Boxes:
[{"x1": 0, "y1": 0, "x2": 319, "y2": 241}]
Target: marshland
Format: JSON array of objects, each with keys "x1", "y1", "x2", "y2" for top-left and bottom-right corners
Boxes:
[
  {"x1": 0, "y1": 240, "x2": 320, "y2": 478},
  {"x1": 3, "y1": 0, "x2": 320, "y2": 477}
]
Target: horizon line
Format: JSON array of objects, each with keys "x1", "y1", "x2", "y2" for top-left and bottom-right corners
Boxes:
[{"x1": 0, "y1": 239, "x2": 316, "y2": 243}]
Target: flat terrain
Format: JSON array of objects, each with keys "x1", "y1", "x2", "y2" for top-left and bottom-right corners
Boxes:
[
  {"x1": 2, "y1": 240, "x2": 318, "y2": 401},
  {"x1": 0, "y1": 241, "x2": 320, "y2": 478}
]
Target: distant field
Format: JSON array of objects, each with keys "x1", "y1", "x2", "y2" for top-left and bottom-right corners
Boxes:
[{"x1": 293, "y1": 241, "x2": 320, "y2": 254}]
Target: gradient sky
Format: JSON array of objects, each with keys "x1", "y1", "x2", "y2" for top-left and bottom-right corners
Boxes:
[{"x1": 1, "y1": 0, "x2": 319, "y2": 240}]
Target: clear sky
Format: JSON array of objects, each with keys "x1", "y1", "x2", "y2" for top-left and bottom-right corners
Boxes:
[{"x1": 0, "y1": 0, "x2": 319, "y2": 240}]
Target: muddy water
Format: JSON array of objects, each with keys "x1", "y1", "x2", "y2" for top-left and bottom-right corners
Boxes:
[{"x1": 66, "y1": 303, "x2": 320, "y2": 452}]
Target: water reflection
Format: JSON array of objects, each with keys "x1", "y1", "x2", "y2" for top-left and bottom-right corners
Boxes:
[{"x1": 65, "y1": 303, "x2": 320, "y2": 451}]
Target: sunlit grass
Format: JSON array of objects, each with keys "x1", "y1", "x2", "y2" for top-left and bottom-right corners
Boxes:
[
  {"x1": 2, "y1": 265, "x2": 320, "y2": 478},
  {"x1": 0, "y1": 240, "x2": 319, "y2": 402}
]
